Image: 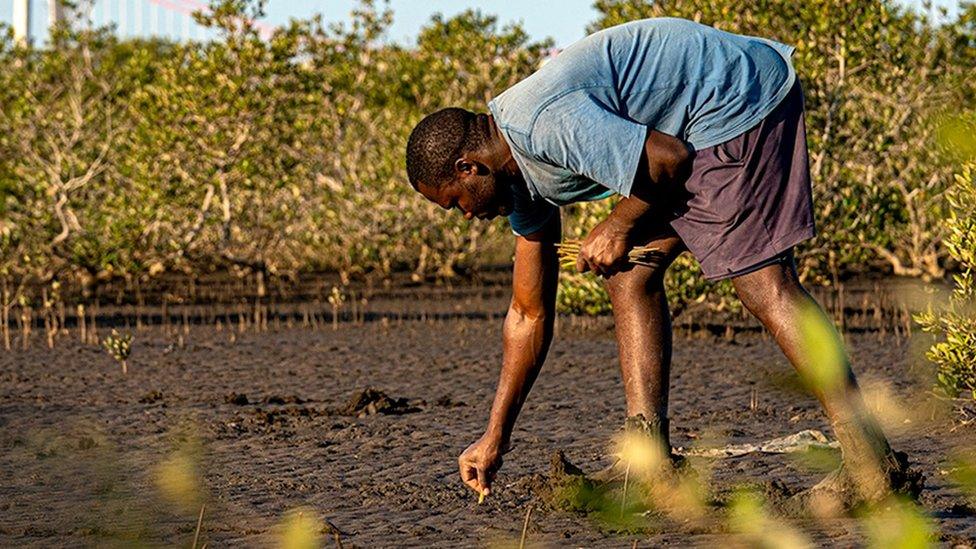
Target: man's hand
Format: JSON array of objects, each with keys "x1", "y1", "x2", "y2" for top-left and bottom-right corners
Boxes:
[
  {"x1": 577, "y1": 218, "x2": 631, "y2": 277},
  {"x1": 573, "y1": 128, "x2": 692, "y2": 277},
  {"x1": 458, "y1": 434, "x2": 507, "y2": 497}
]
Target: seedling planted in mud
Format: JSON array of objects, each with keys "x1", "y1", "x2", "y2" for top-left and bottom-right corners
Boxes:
[
  {"x1": 102, "y1": 329, "x2": 132, "y2": 374},
  {"x1": 328, "y1": 286, "x2": 346, "y2": 330},
  {"x1": 556, "y1": 240, "x2": 664, "y2": 270}
]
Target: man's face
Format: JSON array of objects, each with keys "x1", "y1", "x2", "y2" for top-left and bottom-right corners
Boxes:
[{"x1": 418, "y1": 170, "x2": 515, "y2": 221}]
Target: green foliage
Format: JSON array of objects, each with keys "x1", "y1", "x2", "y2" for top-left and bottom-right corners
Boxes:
[
  {"x1": 949, "y1": 451, "x2": 976, "y2": 505},
  {"x1": 726, "y1": 490, "x2": 812, "y2": 547},
  {"x1": 1, "y1": 0, "x2": 975, "y2": 317},
  {"x1": 557, "y1": 273, "x2": 613, "y2": 316},
  {"x1": 915, "y1": 164, "x2": 976, "y2": 399},
  {"x1": 0, "y1": 0, "x2": 548, "y2": 287}
]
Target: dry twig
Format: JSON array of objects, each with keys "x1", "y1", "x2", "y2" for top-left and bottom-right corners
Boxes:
[
  {"x1": 519, "y1": 506, "x2": 533, "y2": 549},
  {"x1": 192, "y1": 504, "x2": 205, "y2": 549}
]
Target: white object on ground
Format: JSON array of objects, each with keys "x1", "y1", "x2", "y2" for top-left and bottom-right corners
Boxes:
[{"x1": 678, "y1": 429, "x2": 840, "y2": 459}]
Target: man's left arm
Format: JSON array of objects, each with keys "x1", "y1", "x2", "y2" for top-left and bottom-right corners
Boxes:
[{"x1": 576, "y1": 128, "x2": 693, "y2": 276}]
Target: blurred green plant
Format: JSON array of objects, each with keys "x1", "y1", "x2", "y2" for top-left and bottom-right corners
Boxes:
[
  {"x1": 949, "y1": 450, "x2": 976, "y2": 505},
  {"x1": 915, "y1": 164, "x2": 976, "y2": 399},
  {"x1": 275, "y1": 508, "x2": 325, "y2": 549},
  {"x1": 726, "y1": 489, "x2": 812, "y2": 548},
  {"x1": 154, "y1": 423, "x2": 207, "y2": 515},
  {"x1": 796, "y1": 301, "x2": 847, "y2": 393},
  {"x1": 936, "y1": 115, "x2": 976, "y2": 164},
  {"x1": 863, "y1": 497, "x2": 935, "y2": 549}
]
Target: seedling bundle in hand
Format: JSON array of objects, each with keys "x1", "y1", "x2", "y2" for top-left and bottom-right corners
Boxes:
[{"x1": 556, "y1": 239, "x2": 665, "y2": 270}]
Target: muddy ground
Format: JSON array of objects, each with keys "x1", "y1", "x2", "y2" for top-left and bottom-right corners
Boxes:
[{"x1": 1, "y1": 294, "x2": 975, "y2": 547}]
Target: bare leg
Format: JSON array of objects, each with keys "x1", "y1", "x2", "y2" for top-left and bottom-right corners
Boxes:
[
  {"x1": 732, "y1": 255, "x2": 917, "y2": 501},
  {"x1": 605, "y1": 233, "x2": 686, "y2": 447},
  {"x1": 731, "y1": 259, "x2": 861, "y2": 419}
]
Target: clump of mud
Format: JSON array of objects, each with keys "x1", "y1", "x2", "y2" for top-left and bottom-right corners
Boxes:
[
  {"x1": 224, "y1": 393, "x2": 306, "y2": 406},
  {"x1": 532, "y1": 451, "x2": 597, "y2": 512},
  {"x1": 433, "y1": 395, "x2": 466, "y2": 408},
  {"x1": 225, "y1": 393, "x2": 249, "y2": 405},
  {"x1": 138, "y1": 390, "x2": 164, "y2": 404},
  {"x1": 341, "y1": 388, "x2": 421, "y2": 417}
]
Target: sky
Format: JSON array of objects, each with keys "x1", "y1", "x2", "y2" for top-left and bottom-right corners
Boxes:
[
  {"x1": 262, "y1": 0, "x2": 961, "y2": 48},
  {"x1": 0, "y1": 0, "x2": 964, "y2": 47},
  {"x1": 265, "y1": 0, "x2": 600, "y2": 47}
]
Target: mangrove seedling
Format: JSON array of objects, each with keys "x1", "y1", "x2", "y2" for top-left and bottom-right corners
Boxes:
[
  {"x1": 103, "y1": 329, "x2": 133, "y2": 374},
  {"x1": 556, "y1": 239, "x2": 664, "y2": 271},
  {"x1": 328, "y1": 286, "x2": 346, "y2": 330}
]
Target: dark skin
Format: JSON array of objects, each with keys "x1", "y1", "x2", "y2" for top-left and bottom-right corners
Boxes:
[{"x1": 416, "y1": 114, "x2": 892, "y2": 499}]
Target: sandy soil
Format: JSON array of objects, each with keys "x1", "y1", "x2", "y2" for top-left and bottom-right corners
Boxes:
[{"x1": 1, "y1": 303, "x2": 975, "y2": 547}]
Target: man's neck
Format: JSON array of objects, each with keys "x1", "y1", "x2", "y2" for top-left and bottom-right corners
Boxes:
[{"x1": 487, "y1": 115, "x2": 519, "y2": 178}]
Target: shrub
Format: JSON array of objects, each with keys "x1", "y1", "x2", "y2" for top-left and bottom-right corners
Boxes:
[
  {"x1": 915, "y1": 164, "x2": 976, "y2": 399},
  {"x1": 0, "y1": 1, "x2": 549, "y2": 287},
  {"x1": 2, "y1": 0, "x2": 975, "y2": 309}
]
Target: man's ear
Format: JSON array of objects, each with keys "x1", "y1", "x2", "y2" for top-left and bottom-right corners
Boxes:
[{"x1": 454, "y1": 157, "x2": 477, "y2": 176}]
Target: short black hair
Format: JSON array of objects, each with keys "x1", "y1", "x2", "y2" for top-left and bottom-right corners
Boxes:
[{"x1": 405, "y1": 108, "x2": 488, "y2": 190}]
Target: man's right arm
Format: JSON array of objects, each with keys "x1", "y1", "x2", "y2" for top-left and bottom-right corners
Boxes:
[{"x1": 458, "y1": 214, "x2": 560, "y2": 497}]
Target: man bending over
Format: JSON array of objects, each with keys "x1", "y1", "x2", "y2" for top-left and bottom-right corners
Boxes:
[{"x1": 404, "y1": 17, "x2": 919, "y2": 507}]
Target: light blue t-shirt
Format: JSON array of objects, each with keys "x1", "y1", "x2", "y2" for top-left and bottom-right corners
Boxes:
[{"x1": 487, "y1": 18, "x2": 796, "y2": 236}]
